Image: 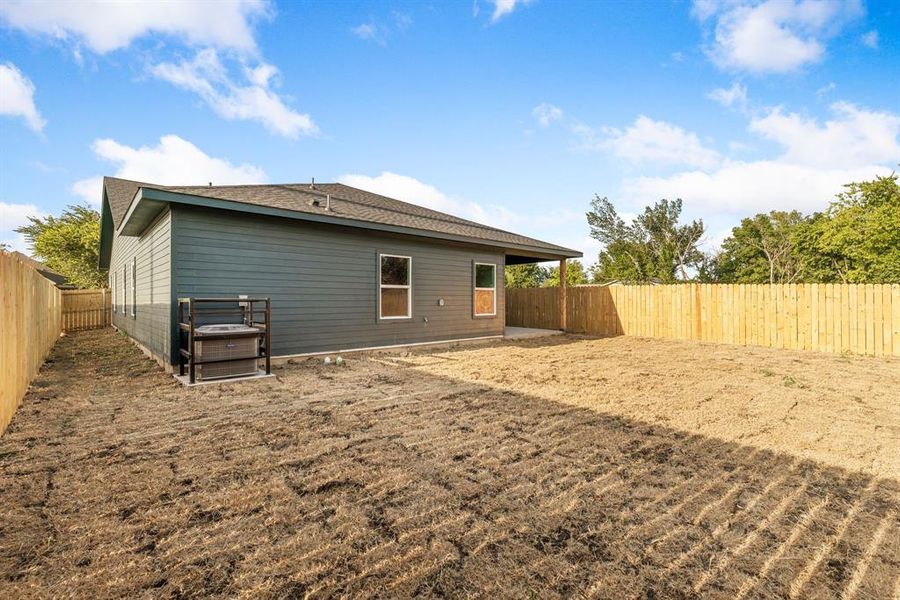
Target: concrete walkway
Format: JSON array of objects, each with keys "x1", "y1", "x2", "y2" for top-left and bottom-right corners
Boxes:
[{"x1": 504, "y1": 326, "x2": 562, "y2": 339}]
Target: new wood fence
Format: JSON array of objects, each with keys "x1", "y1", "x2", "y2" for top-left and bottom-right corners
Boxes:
[
  {"x1": 507, "y1": 284, "x2": 900, "y2": 357},
  {"x1": 1, "y1": 251, "x2": 62, "y2": 435},
  {"x1": 62, "y1": 288, "x2": 111, "y2": 331}
]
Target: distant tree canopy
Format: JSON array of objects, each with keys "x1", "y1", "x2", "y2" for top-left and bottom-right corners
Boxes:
[
  {"x1": 542, "y1": 259, "x2": 588, "y2": 287},
  {"x1": 712, "y1": 174, "x2": 900, "y2": 284},
  {"x1": 587, "y1": 196, "x2": 704, "y2": 284},
  {"x1": 505, "y1": 263, "x2": 546, "y2": 288},
  {"x1": 504, "y1": 260, "x2": 588, "y2": 288},
  {"x1": 15, "y1": 204, "x2": 104, "y2": 288}
]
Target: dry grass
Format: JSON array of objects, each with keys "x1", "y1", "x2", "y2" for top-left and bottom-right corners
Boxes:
[{"x1": 0, "y1": 329, "x2": 897, "y2": 598}]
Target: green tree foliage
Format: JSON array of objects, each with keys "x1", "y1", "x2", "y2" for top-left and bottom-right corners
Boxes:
[
  {"x1": 715, "y1": 211, "x2": 807, "y2": 283},
  {"x1": 542, "y1": 259, "x2": 588, "y2": 287},
  {"x1": 812, "y1": 174, "x2": 900, "y2": 283},
  {"x1": 713, "y1": 174, "x2": 899, "y2": 284},
  {"x1": 15, "y1": 204, "x2": 104, "y2": 288},
  {"x1": 586, "y1": 196, "x2": 704, "y2": 283},
  {"x1": 504, "y1": 263, "x2": 547, "y2": 288}
]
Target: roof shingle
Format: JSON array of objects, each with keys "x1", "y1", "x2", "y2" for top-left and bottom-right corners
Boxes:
[{"x1": 102, "y1": 176, "x2": 580, "y2": 257}]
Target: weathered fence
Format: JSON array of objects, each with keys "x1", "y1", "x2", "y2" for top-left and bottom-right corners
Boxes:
[
  {"x1": 507, "y1": 283, "x2": 900, "y2": 357},
  {"x1": 62, "y1": 288, "x2": 111, "y2": 331},
  {"x1": 0, "y1": 251, "x2": 62, "y2": 435}
]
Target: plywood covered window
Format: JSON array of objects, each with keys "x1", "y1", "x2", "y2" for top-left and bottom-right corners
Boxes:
[
  {"x1": 379, "y1": 254, "x2": 411, "y2": 319},
  {"x1": 474, "y1": 262, "x2": 496, "y2": 316},
  {"x1": 130, "y1": 257, "x2": 136, "y2": 317}
]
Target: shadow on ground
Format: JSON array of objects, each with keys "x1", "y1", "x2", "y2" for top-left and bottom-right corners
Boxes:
[{"x1": 0, "y1": 329, "x2": 897, "y2": 598}]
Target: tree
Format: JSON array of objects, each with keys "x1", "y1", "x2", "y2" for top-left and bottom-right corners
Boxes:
[
  {"x1": 586, "y1": 196, "x2": 704, "y2": 283},
  {"x1": 812, "y1": 174, "x2": 900, "y2": 283},
  {"x1": 505, "y1": 263, "x2": 547, "y2": 288},
  {"x1": 542, "y1": 259, "x2": 587, "y2": 287},
  {"x1": 15, "y1": 204, "x2": 104, "y2": 288},
  {"x1": 715, "y1": 211, "x2": 807, "y2": 284}
]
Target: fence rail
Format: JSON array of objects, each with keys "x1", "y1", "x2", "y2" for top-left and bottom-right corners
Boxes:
[
  {"x1": 507, "y1": 283, "x2": 900, "y2": 357},
  {"x1": 62, "y1": 289, "x2": 111, "y2": 331},
  {"x1": 1, "y1": 251, "x2": 62, "y2": 435}
]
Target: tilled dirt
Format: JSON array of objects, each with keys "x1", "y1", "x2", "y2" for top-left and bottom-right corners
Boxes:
[{"x1": 0, "y1": 329, "x2": 897, "y2": 599}]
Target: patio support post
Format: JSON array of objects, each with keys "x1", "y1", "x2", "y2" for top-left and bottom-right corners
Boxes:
[{"x1": 559, "y1": 259, "x2": 567, "y2": 332}]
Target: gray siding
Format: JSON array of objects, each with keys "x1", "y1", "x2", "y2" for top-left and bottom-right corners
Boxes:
[
  {"x1": 109, "y1": 209, "x2": 172, "y2": 362},
  {"x1": 172, "y1": 205, "x2": 505, "y2": 358}
]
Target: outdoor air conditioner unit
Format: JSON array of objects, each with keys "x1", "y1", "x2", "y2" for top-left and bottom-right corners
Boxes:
[{"x1": 194, "y1": 324, "x2": 260, "y2": 381}]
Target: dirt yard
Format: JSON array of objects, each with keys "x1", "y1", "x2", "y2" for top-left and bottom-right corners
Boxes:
[{"x1": 0, "y1": 330, "x2": 897, "y2": 599}]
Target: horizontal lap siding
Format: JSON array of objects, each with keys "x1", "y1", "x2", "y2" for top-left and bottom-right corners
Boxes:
[
  {"x1": 109, "y1": 210, "x2": 172, "y2": 362},
  {"x1": 173, "y1": 206, "x2": 505, "y2": 357}
]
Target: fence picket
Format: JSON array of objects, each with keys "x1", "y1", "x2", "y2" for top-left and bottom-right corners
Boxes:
[{"x1": 507, "y1": 283, "x2": 898, "y2": 357}]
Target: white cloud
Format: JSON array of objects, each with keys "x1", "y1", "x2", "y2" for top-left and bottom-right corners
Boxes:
[
  {"x1": 599, "y1": 116, "x2": 721, "y2": 169},
  {"x1": 351, "y1": 12, "x2": 411, "y2": 45},
  {"x1": 624, "y1": 160, "x2": 890, "y2": 215},
  {"x1": 150, "y1": 49, "x2": 317, "y2": 138},
  {"x1": 815, "y1": 81, "x2": 837, "y2": 97},
  {"x1": 749, "y1": 102, "x2": 900, "y2": 168},
  {"x1": 351, "y1": 23, "x2": 381, "y2": 44},
  {"x1": 71, "y1": 134, "x2": 267, "y2": 206},
  {"x1": 70, "y1": 176, "x2": 105, "y2": 206},
  {"x1": 707, "y1": 81, "x2": 748, "y2": 109},
  {"x1": 861, "y1": 30, "x2": 878, "y2": 49},
  {"x1": 0, "y1": 201, "x2": 47, "y2": 254},
  {"x1": 0, "y1": 0, "x2": 269, "y2": 54},
  {"x1": 0, "y1": 62, "x2": 45, "y2": 132},
  {"x1": 532, "y1": 103, "x2": 563, "y2": 127},
  {"x1": 488, "y1": 0, "x2": 533, "y2": 23},
  {"x1": 336, "y1": 171, "x2": 582, "y2": 248},
  {"x1": 695, "y1": 0, "x2": 863, "y2": 73},
  {"x1": 622, "y1": 101, "x2": 899, "y2": 216}
]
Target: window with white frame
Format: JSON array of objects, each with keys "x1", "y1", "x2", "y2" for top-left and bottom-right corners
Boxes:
[
  {"x1": 122, "y1": 265, "x2": 127, "y2": 314},
  {"x1": 474, "y1": 262, "x2": 497, "y2": 316},
  {"x1": 111, "y1": 271, "x2": 116, "y2": 313},
  {"x1": 379, "y1": 254, "x2": 411, "y2": 319},
  {"x1": 130, "y1": 257, "x2": 136, "y2": 317}
]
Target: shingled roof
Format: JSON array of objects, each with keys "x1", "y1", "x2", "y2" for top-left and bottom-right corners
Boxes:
[{"x1": 102, "y1": 176, "x2": 581, "y2": 260}]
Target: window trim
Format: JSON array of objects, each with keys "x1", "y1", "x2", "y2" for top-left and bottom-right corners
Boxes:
[
  {"x1": 122, "y1": 265, "x2": 127, "y2": 314},
  {"x1": 130, "y1": 257, "x2": 136, "y2": 317},
  {"x1": 378, "y1": 253, "x2": 412, "y2": 320},
  {"x1": 112, "y1": 271, "x2": 117, "y2": 313},
  {"x1": 473, "y1": 262, "x2": 497, "y2": 317}
]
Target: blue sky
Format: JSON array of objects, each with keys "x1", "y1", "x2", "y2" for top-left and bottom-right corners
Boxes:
[{"x1": 1, "y1": 0, "x2": 898, "y2": 262}]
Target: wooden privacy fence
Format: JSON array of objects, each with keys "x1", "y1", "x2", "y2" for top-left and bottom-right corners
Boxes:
[
  {"x1": 62, "y1": 288, "x2": 111, "y2": 331},
  {"x1": 507, "y1": 283, "x2": 900, "y2": 357},
  {"x1": 1, "y1": 251, "x2": 62, "y2": 435}
]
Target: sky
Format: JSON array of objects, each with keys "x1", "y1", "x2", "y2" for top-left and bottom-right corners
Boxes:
[{"x1": 1, "y1": 0, "x2": 898, "y2": 263}]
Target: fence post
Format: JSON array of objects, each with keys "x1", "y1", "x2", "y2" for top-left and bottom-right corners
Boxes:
[{"x1": 559, "y1": 259, "x2": 567, "y2": 332}]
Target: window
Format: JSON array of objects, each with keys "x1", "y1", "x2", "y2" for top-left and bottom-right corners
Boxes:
[
  {"x1": 112, "y1": 271, "x2": 116, "y2": 313},
  {"x1": 474, "y1": 262, "x2": 496, "y2": 316},
  {"x1": 130, "y1": 257, "x2": 136, "y2": 317},
  {"x1": 122, "y1": 265, "x2": 127, "y2": 314},
  {"x1": 379, "y1": 254, "x2": 411, "y2": 319}
]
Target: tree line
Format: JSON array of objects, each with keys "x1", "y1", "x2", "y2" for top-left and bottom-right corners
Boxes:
[
  {"x1": 10, "y1": 173, "x2": 899, "y2": 290},
  {"x1": 507, "y1": 173, "x2": 899, "y2": 288}
]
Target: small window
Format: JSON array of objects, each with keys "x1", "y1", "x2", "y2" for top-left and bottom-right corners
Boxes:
[
  {"x1": 474, "y1": 262, "x2": 496, "y2": 317},
  {"x1": 130, "y1": 257, "x2": 136, "y2": 317},
  {"x1": 379, "y1": 254, "x2": 411, "y2": 319}
]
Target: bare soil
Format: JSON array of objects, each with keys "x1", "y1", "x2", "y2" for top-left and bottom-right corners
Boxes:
[{"x1": 0, "y1": 329, "x2": 897, "y2": 599}]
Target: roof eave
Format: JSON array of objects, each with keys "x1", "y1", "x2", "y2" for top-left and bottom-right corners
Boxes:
[{"x1": 119, "y1": 187, "x2": 582, "y2": 260}]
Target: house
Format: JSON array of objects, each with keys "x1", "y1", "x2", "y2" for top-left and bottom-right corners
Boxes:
[{"x1": 98, "y1": 176, "x2": 581, "y2": 368}]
